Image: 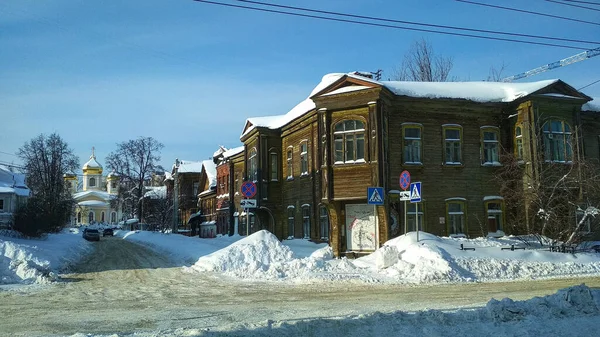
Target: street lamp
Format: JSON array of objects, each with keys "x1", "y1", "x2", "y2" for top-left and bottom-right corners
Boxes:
[{"x1": 172, "y1": 158, "x2": 180, "y2": 234}]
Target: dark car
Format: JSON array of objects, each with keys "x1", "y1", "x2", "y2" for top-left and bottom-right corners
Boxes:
[
  {"x1": 103, "y1": 228, "x2": 114, "y2": 237},
  {"x1": 82, "y1": 228, "x2": 100, "y2": 241}
]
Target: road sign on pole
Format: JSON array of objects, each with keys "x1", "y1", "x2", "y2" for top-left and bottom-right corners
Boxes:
[
  {"x1": 409, "y1": 182, "x2": 422, "y2": 203},
  {"x1": 241, "y1": 181, "x2": 257, "y2": 198},
  {"x1": 399, "y1": 170, "x2": 411, "y2": 190},
  {"x1": 367, "y1": 187, "x2": 384, "y2": 205}
]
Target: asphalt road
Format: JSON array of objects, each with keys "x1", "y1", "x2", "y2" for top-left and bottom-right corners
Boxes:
[{"x1": 1, "y1": 236, "x2": 599, "y2": 336}]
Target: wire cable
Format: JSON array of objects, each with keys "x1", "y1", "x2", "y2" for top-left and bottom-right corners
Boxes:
[
  {"x1": 578, "y1": 78, "x2": 600, "y2": 90},
  {"x1": 562, "y1": 0, "x2": 600, "y2": 5},
  {"x1": 233, "y1": 0, "x2": 600, "y2": 45},
  {"x1": 455, "y1": 0, "x2": 600, "y2": 26},
  {"x1": 193, "y1": 0, "x2": 592, "y2": 50},
  {"x1": 544, "y1": 0, "x2": 600, "y2": 12}
]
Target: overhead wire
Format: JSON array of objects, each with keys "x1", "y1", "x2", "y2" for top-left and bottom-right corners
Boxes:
[
  {"x1": 578, "y1": 78, "x2": 600, "y2": 90},
  {"x1": 455, "y1": 0, "x2": 600, "y2": 26},
  {"x1": 544, "y1": 0, "x2": 600, "y2": 12},
  {"x1": 231, "y1": 0, "x2": 600, "y2": 46},
  {"x1": 562, "y1": 0, "x2": 600, "y2": 5},
  {"x1": 192, "y1": 0, "x2": 592, "y2": 50}
]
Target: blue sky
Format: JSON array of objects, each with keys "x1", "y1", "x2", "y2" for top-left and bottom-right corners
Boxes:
[{"x1": 1, "y1": 0, "x2": 599, "y2": 171}]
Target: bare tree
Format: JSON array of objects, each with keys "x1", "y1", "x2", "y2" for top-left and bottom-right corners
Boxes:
[
  {"x1": 15, "y1": 133, "x2": 79, "y2": 235},
  {"x1": 105, "y1": 137, "x2": 164, "y2": 221},
  {"x1": 393, "y1": 38, "x2": 453, "y2": 82},
  {"x1": 487, "y1": 61, "x2": 508, "y2": 82}
]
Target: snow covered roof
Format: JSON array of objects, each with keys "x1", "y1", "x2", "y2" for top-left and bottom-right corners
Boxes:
[
  {"x1": 213, "y1": 146, "x2": 228, "y2": 158},
  {"x1": 202, "y1": 160, "x2": 217, "y2": 188},
  {"x1": 82, "y1": 150, "x2": 102, "y2": 170},
  {"x1": 77, "y1": 200, "x2": 109, "y2": 207},
  {"x1": 583, "y1": 98, "x2": 600, "y2": 112},
  {"x1": 72, "y1": 190, "x2": 113, "y2": 201},
  {"x1": 144, "y1": 186, "x2": 166, "y2": 199},
  {"x1": 177, "y1": 160, "x2": 203, "y2": 173},
  {"x1": 0, "y1": 165, "x2": 30, "y2": 197},
  {"x1": 223, "y1": 146, "x2": 244, "y2": 159}
]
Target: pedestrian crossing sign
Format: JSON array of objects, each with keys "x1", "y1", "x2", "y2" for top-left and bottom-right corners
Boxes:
[
  {"x1": 367, "y1": 187, "x2": 384, "y2": 205},
  {"x1": 410, "y1": 182, "x2": 422, "y2": 203}
]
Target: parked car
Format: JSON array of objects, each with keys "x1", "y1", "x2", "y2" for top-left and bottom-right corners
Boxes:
[
  {"x1": 103, "y1": 228, "x2": 114, "y2": 237},
  {"x1": 82, "y1": 228, "x2": 100, "y2": 241}
]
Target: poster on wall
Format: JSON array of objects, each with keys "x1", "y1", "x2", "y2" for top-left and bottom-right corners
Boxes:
[{"x1": 346, "y1": 204, "x2": 378, "y2": 251}]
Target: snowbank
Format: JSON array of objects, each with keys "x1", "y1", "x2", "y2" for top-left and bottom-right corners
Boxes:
[{"x1": 0, "y1": 229, "x2": 92, "y2": 285}]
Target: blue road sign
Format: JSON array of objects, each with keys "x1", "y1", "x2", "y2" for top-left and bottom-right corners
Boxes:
[
  {"x1": 399, "y1": 170, "x2": 411, "y2": 190},
  {"x1": 410, "y1": 182, "x2": 422, "y2": 203},
  {"x1": 241, "y1": 181, "x2": 257, "y2": 198},
  {"x1": 367, "y1": 187, "x2": 384, "y2": 205}
]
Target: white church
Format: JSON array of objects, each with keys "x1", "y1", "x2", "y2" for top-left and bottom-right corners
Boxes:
[{"x1": 64, "y1": 148, "x2": 122, "y2": 225}]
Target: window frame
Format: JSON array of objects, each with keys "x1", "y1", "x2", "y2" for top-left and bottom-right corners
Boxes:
[
  {"x1": 287, "y1": 206, "x2": 295, "y2": 239},
  {"x1": 0, "y1": 198, "x2": 4, "y2": 211},
  {"x1": 300, "y1": 141, "x2": 309, "y2": 176},
  {"x1": 333, "y1": 119, "x2": 366, "y2": 165},
  {"x1": 484, "y1": 198, "x2": 505, "y2": 233},
  {"x1": 402, "y1": 123, "x2": 423, "y2": 165},
  {"x1": 286, "y1": 147, "x2": 293, "y2": 180},
  {"x1": 442, "y1": 124, "x2": 463, "y2": 165},
  {"x1": 542, "y1": 119, "x2": 573, "y2": 163},
  {"x1": 406, "y1": 202, "x2": 424, "y2": 232},
  {"x1": 270, "y1": 152, "x2": 278, "y2": 181},
  {"x1": 319, "y1": 205, "x2": 329, "y2": 241},
  {"x1": 88, "y1": 211, "x2": 94, "y2": 223},
  {"x1": 515, "y1": 124, "x2": 524, "y2": 161},
  {"x1": 89, "y1": 177, "x2": 96, "y2": 187},
  {"x1": 481, "y1": 126, "x2": 501, "y2": 166},
  {"x1": 247, "y1": 147, "x2": 258, "y2": 182},
  {"x1": 302, "y1": 204, "x2": 311, "y2": 239},
  {"x1": 445, "y1": 198, "x2": 467, "y2": 237}
]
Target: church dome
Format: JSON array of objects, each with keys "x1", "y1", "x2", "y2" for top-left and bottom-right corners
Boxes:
[{"x1": 82, "y1": 148, "x2": 103, "y2": 173}]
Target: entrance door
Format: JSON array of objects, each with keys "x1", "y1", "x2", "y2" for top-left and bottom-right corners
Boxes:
[{"x1": 345, "y1": 204, "x2": 378, "y2": 251}]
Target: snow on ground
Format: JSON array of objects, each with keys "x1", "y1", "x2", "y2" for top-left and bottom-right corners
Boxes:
[
  {"x1": 0, "y1": 228, "x2": 92, "y2": 285},
  {"x1": 67, "y1": 284, "x2": 600, "y2": 337},
  {"x1": 116, "y1": 229, "x2": 600, "y2": 284}
]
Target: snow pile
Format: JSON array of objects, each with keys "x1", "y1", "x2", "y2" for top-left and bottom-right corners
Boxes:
[{"x1": 0, "y1": 229, "x2": 92, "y2": 285}]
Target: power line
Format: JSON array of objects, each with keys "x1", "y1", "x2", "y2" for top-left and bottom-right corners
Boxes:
[
  {"x1": 0, "y1": 150, "x2": 18, "y2": 157},
  {"x1": 562, "y1": 0, "x2": 600, "y2": 5},
  {"x1": 232, "y1": 0, "x2": 600, "y2": 46},
  {"x1": 544, "y1": 0, "x2": 600, "y2": 11},
  {"x1": 579, "y1": 78, "x2": 600, "y2": 90},
  {"x1": 193, "y1": 0, "x2": 591, "y2": 50},
  {"x1": 455, "y1": 0, "x2": 600, "y2": 26}
]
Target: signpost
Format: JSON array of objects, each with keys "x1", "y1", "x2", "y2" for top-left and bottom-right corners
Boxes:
[
  {"x1": 399, "y1": 170, "x2": 411, "y2": 236},
  {"x1": 240, "y1": 181, "x2": 257, "y2": 236},
  {"x1": 410, "y1": 181, "x2": 422, "y2": 242},
  {"x1": 367, "y1": 187, "x2": 384, "y2": 205}
]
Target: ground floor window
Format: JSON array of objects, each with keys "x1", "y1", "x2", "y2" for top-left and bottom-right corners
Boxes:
[
  {"x1": 88, "y1": 211, "x2": 94, "y2": 223},
  {"x1": 319, "y1": 205, "x2": 329, "y2": 240},
  {"x1": 446, "y1": 199, "x2": 466, "y2": 236},
  {"x1": 485, "y1": 199, "x2": 504, "y2": 233},
  {"x1": 101, "y1": 211, "x2": 105, "y2": 223},
  {"x1": 287, "y1": 206, "x2": 295, "y2": 239},
  {"x1": 302, "y1": 205, "x2": 311, "y2": 239},
  {"x1": 407, "y1": 203, "x2": 424, "y2": 232},
  {"x1": 111, "y1": 212, "x2": 117, "y2": 223}
]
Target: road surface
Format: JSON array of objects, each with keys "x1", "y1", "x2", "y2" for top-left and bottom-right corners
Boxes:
[{"x1": 1, "y1": 236, "x2": 598, "y2": 336}]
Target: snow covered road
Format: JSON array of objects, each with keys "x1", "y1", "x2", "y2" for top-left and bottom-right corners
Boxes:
[{"x1": 1, "y1": 236, "x2": 600, "y2": 336}]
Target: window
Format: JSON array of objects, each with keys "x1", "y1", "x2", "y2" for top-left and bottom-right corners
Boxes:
[
  {"x1": 77, "y1": 212, "x2": 81, "y2": 223},
  {"x1": 485, "y1": 200, "x2": 504, "y2": 233},
  {"x1": 407, "y1": 203, "x2": 424, "y2": 232},
  {"x1": 443, "y1": 125, "x2": 462, "y2": 165},
  {"x1": 334, "y1": 120, "x2": 365, "y2": 164},
  {"x1": 88, "y1": 211, "x2": 94, "y2": 223},
  {"x1": 302, "y1": 205, "x2": 311, "y2": 239},
  {"x1": 270, "y1": 152, "x2": 278, "y2": 181},
  {"x1": 287, "y1": 206, "x2": 295, "y2": 239},
  {"x1": 0, "y1": 199, "x2": 4, "y2": 211},
  {"x1": 193, "y1": 182, "x2": 199, "y2": 196},
  {"x1": 248, "y1": 148, "x2": 258, "y2": 181},
  {"x1": 319, "y1": 205, "x2": 329, "y2": 241},
  {"x1": 286, "y1": 147, "x2": 293, "y2": 179},
  {"x1": 89, "y1": 177, "x2": 96, "y2": 187},
  {"x1": 111, "y1": 212, "x2": 116, "y2": 223},
  {"x1": 403, "y1": 124, "x2": 422, "y2": 164},
  {"x1": 542, "y1": 120, "x2": 573, "y2": 162},
  {"x1": 101, "y1": 211, "x2": 105, "y2": 223},
  {"x1": 481, "y1": 127, "x2": 500, "y2": 165},
  {"x1": 446, "y1": 199, "x2": 466, "y2": 236},
  {"x1": 111, "y1": 181, "x2": 117, "y2": 189},
  {"x1": 515, "y1": 125, "x2": 524, "y2": 161},
  {"x1": 300, "y1": 141, "x2": 308, "y2": 175}
]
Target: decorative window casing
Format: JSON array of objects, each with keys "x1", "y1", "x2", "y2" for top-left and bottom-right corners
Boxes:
[
  {"x1": 319, "y1": 205, "x2": 329, "y2": 241},
  {"x1": 89, "y1": 177, "x2": 96, "y2": 187},
  {"x1": 485, "y1": 199, "x2": 504, "y2": 233},
  {"x1": 270, "y1": 152, "x2": 278, "y2": 181},
  {"x1": 515, "y1": 124, "x2": 524, "y2": 161},
  {"x1": 300, "y1": 141, "x2": 309, "y2": 175},
  {"x1": 446, "y1": 198, "x2": 466, "y2": 236},
  {"x1": 286, "y1": 147, "x2": 293, "y2": 179},
  {"x1": 302, "y1": 204, "x2": 311, "y2": 239},
  {"x1": 443, "y1": 125, "x2": 462, "y2": 165},
  {"x1": 403, "y1": 124, "x2": 423, "y2": 164},
  {"x1": 334, "y1": 120, "x2": 365, "y2": 164},
  {"x1": 542, "y1": 120, "x2": 573, "y2": 163},
  {"x1": 481, "y1": 127, "x2": 500, "y2": 166},
  {"x1": 287, "y1": 206, "x2": 295, "y2": 239},
  {"x1": 407, "y1": 203, "x2": 424, "y2": 232},
  {"x1": 248, "y1": 148, "x2": 258, "y2": 182}
]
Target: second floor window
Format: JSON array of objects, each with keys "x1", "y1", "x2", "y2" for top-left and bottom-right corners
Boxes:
[
  {"x1": 542, "y1": 120, "x2": 573, "y2": 162},
  {"x1": 334, "y1": 120, "x2": 365, "y2": 164},
  {"x1": 286, "y1": 148, "x2": 293, "y2": 179},
  {"x1": 300, "y1": 142, "x2": 308, "y2": 175},
  {"x1": 443, "y1": 125, "x2": 462, "y2": 165},
  {"x1": 193, "y1": 182, "x2": 199, "y2": 196},
  {"x1": 89, "y1": 177, "x2": 96, "y2": 187},
  {"x1": 270, "y1": 152, "x2": 278, "y2": 181},
  {"x1": 481, "y1": 127, "x2": 500, "y2": 165},
  {"x1": 403, "y1": 124, "x2": 422, "y2": 164},
  {"x1": 248, "y1": 148, "x2": 257, "y2": 182},
  {"x1": 515, "y1": 125, "x2": 524, "y2": 161}
]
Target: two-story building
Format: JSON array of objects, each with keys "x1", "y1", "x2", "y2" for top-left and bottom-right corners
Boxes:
[{"x1": 0, "y1": 165, "x2": 30, "y2": 228}]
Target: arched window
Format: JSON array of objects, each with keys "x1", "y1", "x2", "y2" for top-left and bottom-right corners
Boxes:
[
  {"x1": 287, "y1": 206, "x2": 295, "y2": 239},
  {"x1": 77, "y1": 212, "x2": 82, "y2": 223},
  {"x1": 542, "y1": 120, "x2": 573, "y2": 162},
  {"x1": 319, "y1": 205, "x2": 329, "y2": 241},
  {"x1": 334, "y1": 120, "x2": 365, "y2": 164},
  {"x1": 270, "y1": 151, "x2": 278, "y2": 181},
  {"x1": 247, "y1": 148, "x2": 258, "y2": 182},
  {"x1": 101, "y1": 211, "x2": 105, "y2": 223},
  {"x1": 89, "y1": 177, "x2": 96, "y2": 187},
  {"x1": 286, "y1": 147, "x2": 293, "y2": 179},
  {"x1": 88, "y1": 211, "x2": 94, "y2": 223},
  {"x1": 302, "y1": 205, "x2": 311, "y2": 239}
]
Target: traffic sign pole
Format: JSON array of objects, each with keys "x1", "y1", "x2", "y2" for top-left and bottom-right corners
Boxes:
[{"x1": 400, "y1": 170, "x2": 411, "y2": 237}]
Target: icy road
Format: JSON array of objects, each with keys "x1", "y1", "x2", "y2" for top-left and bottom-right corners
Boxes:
[{"x1": 1, "y1": 236, "x2": 599, "y2": 336}]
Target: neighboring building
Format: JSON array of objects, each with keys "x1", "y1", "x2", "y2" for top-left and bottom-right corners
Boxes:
[
  {"x1": 168, "y1": 160, "x2": 203, "y2": 231},
  {"x1": 0, "y1": 165, "x2": 30, "y2": 228},
  {"x1": 214, "y1": 146, "x2": 244, "y2": 236},
  {"x1": 197, "y1": 160, "x2": 217, "y2": 238},
  {"x1": 67, "y1": 149, "x2": 122, "y2": 225}
]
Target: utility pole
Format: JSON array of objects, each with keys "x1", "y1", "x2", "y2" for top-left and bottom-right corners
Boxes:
[{"x1": 172, "y1": 158, "x2": 180, "y2": 234}]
